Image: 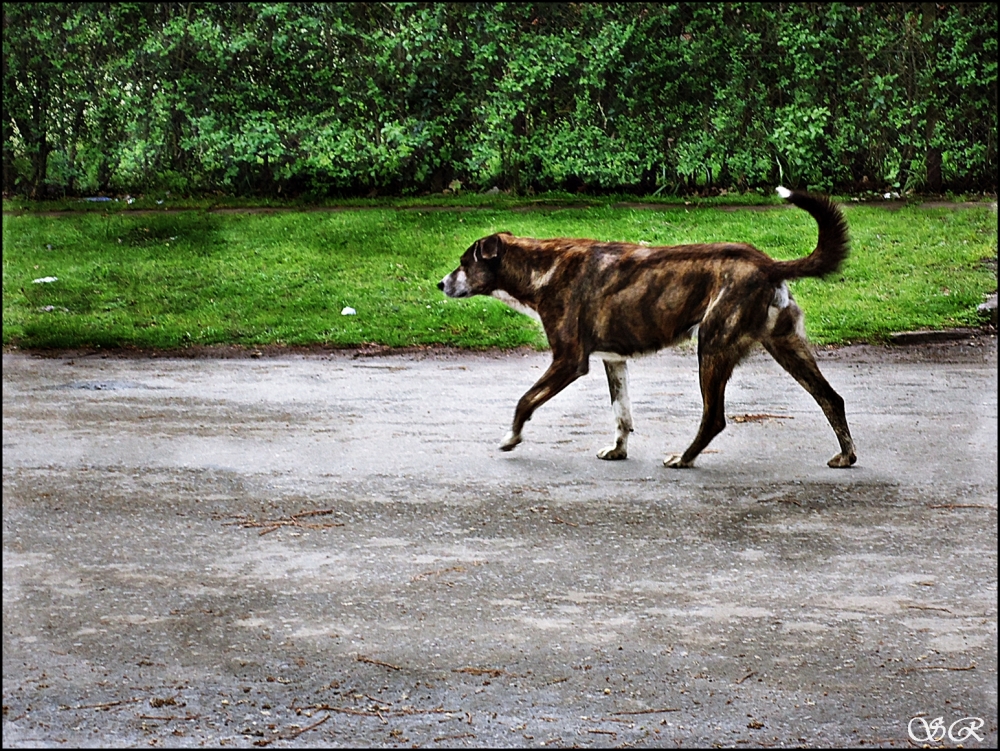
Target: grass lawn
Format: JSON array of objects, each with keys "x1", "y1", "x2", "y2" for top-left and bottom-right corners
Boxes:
[{"x1": 2, "y1": 201, "x2": 996, "y2": 350}]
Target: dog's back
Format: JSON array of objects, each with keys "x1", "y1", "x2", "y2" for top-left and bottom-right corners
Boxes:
[{"x1": 493, "y1": 225, "x2": 842, "y2": 358}]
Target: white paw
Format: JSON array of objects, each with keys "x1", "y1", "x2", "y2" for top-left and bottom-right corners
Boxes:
[
  {"x1": 663, "y1": 453, "x2": 693, "y2": 468},
  {"x1": 827, "y1": 452, "x2": 857, "y2": 468},
  {"x1": 499, "y1": 431, "x2": 521, "y2": 452},
  {"x1": 597, "y1": 445, "x2": 627, "y2": 460}
]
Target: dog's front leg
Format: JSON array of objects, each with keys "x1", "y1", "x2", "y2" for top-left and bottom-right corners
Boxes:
[
  {"x1": 500, "y1": 357, "x2": 586, "y2": 451},
  {"x1": 597, "y1": 359, "x2": 633, "y2": 460}
]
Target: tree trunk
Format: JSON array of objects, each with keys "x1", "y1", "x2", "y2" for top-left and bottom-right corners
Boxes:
[
  {"x1": 921, "y1": 3, "x2": 942, "y2": 193},
  {"x1": 28, "y1": 91, "x2": 49, "y2": 198},
  {"x1": 66, "y1": 101, "x2": 86, "y2": 194}
]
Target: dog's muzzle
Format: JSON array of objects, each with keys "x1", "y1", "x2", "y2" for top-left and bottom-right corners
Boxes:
[{"x1": 438, "y1": 269, "x2": 471, "y2": 298}]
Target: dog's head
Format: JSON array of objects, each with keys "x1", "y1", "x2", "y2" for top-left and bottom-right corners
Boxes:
[{"x1": 437, "y1": 233, "x2": 509, "y2": 298}]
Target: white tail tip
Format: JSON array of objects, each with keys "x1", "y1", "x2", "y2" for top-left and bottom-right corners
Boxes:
[{"x1": 775, "y1": 186, "x2": 792, "y2": 199}]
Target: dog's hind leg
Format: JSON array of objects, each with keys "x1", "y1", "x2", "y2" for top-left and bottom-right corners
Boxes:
[
  {"x1": 762, "y1": 321, "x2": 856, "y2": 468},
  {"x1": 664, "y1": 293, "x2": 763, "y2": 468},
  {"x1": 597, "y1": 359, "x2": 633, "y2": 460},
  {"x1": 664, "y1": 345, "x2": 742, "y2": 468}
]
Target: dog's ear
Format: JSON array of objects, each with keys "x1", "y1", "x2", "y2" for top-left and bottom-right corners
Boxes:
[{"x1": 475, "y1": 233, "x2": 506, "y2": 261}]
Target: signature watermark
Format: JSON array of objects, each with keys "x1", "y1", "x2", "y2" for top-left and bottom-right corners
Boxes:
[{"x1": 908, "y1": 715, "x2": 986, "y2": 744}]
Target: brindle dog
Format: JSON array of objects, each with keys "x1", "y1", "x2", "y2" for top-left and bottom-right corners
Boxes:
[{"x1": 438, "y1": 187, "x2": 856, "y2": 469}]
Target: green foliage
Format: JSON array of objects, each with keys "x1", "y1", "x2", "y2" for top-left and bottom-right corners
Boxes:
[
  {"x1": 3, "y1": 205, "x2": 996, "y2": 349},
  {"x1": 3, "y1": 3, "x2": 996, "y2": 198}
]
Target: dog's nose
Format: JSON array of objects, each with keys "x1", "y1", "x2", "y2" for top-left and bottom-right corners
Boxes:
[{"x1": 437, "y1": 281, "x2": 445, "y2": 291}]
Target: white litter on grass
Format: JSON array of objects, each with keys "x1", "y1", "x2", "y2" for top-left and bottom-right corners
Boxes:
[
  {"x1": 341, "y1": 306, "x2": 357, "y2": 316},
  {"x1": 32, "y1": 276, "x2": 58, "y2": 284}
]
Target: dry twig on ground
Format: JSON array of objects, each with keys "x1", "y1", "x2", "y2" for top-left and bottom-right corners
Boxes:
[{"x1": 219, "y1": 508, "x2": 345, "y2": 535}]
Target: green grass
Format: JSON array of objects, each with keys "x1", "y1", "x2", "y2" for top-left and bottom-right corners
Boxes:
[{"x1": 2, "y1": 203, "x2": 996, "y2": 350}]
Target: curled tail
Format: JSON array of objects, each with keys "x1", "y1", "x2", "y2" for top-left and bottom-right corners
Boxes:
[{"x1": 770, "y1": 186, "x2": 850, "y2": 281}]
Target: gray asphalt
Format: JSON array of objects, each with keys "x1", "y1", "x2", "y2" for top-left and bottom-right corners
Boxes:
[{"x1": 2, "y1": 338, "x2": 997, "y2": 748}]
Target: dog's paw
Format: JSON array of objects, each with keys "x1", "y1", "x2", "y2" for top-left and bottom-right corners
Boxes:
[
  {"x1": 663, "y1": 453, "x2": 694, "y2": 468},
  {"x1": 597, "y1": 445, "x2": 628, "y2": 460},
  {"x1": 499, "y1": 430, "x2": 522, "y2": 452},
  {"x1": 827, "y1": 452, "x2": 857, "y2": 468}
]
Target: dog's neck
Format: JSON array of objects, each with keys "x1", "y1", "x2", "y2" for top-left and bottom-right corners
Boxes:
[{"x1": 493, "y1": 238, "x2": 560, "y2": 308}]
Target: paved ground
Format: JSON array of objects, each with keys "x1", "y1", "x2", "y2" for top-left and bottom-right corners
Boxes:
[{"x1": 2, "y1": 338, "x2": 997, "y2": 748}]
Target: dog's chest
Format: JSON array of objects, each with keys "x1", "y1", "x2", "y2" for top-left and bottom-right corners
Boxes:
[{"x1": 491, "y1": 290, "x2": 543, "y2": 323}]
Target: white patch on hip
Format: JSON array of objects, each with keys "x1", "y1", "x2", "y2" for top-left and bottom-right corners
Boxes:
[
  {"x1": 771, "y1": 282, "x2": 790, "y2": 309},
  {"x1": 703, "y1": 285, "x2": 728, "y2": 319},
  {"x1": 765, "y1": 282, "x2": 802, "y2": 335},
  {"x1": 492, "y1": 290, "x2": 542, "y2": 322}
]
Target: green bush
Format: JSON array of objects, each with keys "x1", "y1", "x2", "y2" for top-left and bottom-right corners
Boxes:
[{"x1": 3, "y1": 3, "x2": 996, "y2": 198}]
